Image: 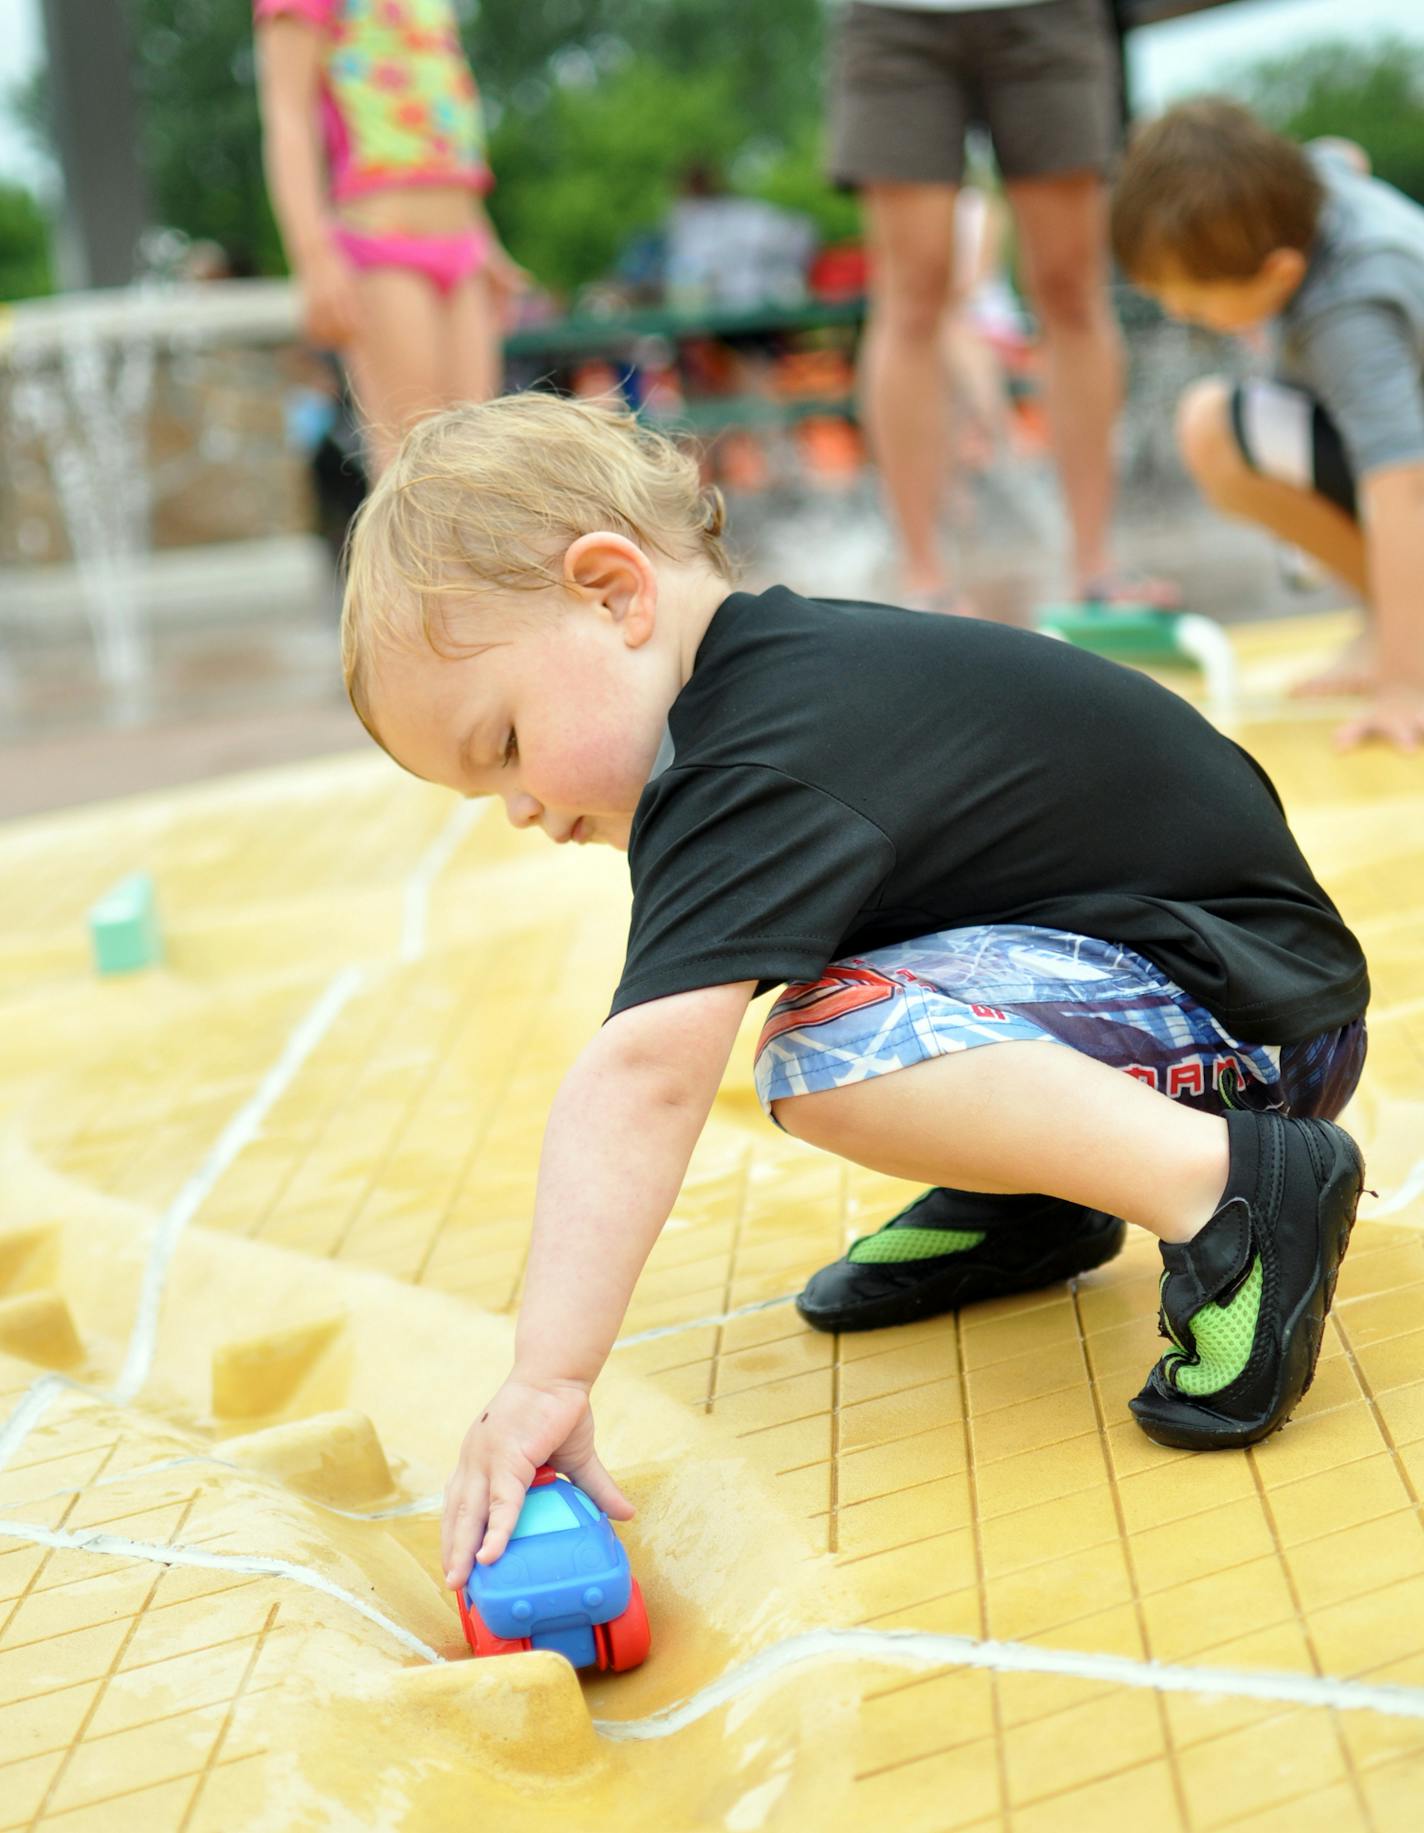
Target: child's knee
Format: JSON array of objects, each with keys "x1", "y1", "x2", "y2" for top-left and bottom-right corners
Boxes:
[{"x1": 1176, "y1": 377, "x2": 1241, "y2": 488}]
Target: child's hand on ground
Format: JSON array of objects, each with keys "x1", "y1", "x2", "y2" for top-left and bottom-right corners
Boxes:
[
  {"x1": 1335, "y1": 686, "x2": 1424, "y2": 753},
  {"x1": 440, "y1": 1372, "x2": 635, "y2": 1589},
  {"x1": 298, "y1": 244, "x2": 361, "y2": 349}
]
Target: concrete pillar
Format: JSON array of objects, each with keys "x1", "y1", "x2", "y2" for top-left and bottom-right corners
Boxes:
[{"x1": 39, "y1": 0, "x2": 152, "y2": 289}]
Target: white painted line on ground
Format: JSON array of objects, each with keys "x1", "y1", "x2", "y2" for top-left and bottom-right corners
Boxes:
[
  {"x1": 0, "y1": 1516, "x2": 444, "y2": 1664},
  {"x1": 400, "y1": 799, "x2": 484, "y2": 964},
  {"x1": 614, "y1": 1294, "x2": 798, "y2": 1350},
  {"x1": 115, "y1": 964, "x2": 367, "y2": 1404},
  {"x1": 0, "y1": 1374, "x2": 71, "y2": 1477},
  {"x1": 2, "y1": 1508, "x2": 1422, "y2": 1737},
  {"x1": 592, "y1": 1624, "x2": 1424, "y2": 1740}
]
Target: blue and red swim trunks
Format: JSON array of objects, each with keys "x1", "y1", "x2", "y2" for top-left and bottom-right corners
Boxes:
[{"x1": 754, "y1": 925, "x2": 1364, "y2": 1126}]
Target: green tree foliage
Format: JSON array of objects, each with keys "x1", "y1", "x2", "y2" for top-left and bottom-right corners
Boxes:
[
  {"x1": 0, "y1": 183, "x2": 54, "y2": 301},
  {"x1": 7, "y1": 0, "x2": 837, "y2": 297},
  {"x1": 125, "y1": 0, "x2": 282, "y2": 272},
  {"x1": 1229, "y1": 36, "x2": 1424, "y2": 203}
]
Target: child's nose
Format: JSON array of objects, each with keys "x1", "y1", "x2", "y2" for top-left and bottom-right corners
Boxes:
[{"x1": 503, "y1": 791, "x2": 544, "y2": 831}]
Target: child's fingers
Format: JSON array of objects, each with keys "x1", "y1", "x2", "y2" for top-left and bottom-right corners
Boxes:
[
  {"x1": 442, "y1": 1475, "x2": 489, "y2": 1590},
  {"x1": 562, "y1": 1450, "x2": 635, "y2": 1523},
  {"x1": 473, "y1": 1471, "x2": 529, "y2": 1566}
]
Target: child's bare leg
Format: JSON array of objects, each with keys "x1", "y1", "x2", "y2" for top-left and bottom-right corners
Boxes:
[
  {"x1": 1177, "y1": 378, "x2": 1373, "y2": 694},
  {"x1": 773, "y1": 1040, "x2": 1228, "y2": 1245},
  {"x1": 444, "y1": 271, "x2": 501, "y2": 405},
  {"x1": 343, "y1": 268, "x2": 447, "y2": 475}
]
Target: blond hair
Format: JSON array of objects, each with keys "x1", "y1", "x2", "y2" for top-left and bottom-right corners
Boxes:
[
  {"x1": 341, "y1": 392, "x2": 733, "y2": 730},
  {"x1": 1111, "y1": 98, "x2": 1324, "y2": 283}
]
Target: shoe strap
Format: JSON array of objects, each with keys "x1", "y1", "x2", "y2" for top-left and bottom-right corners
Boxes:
[{"x1": 1159, "y1": 1197, "x2": 1254, "y2": 1350}]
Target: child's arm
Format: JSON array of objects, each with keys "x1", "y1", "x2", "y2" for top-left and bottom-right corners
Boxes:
[
  {"x1": 440, "y1": 978, "x2": 756, "y2": 1588},
  {"x1": 1341, "y1": 461, "x2": 1424, "y2": 750},
  {"x1": 254, "y1": 14, "x2": 359, "y2": 348}
]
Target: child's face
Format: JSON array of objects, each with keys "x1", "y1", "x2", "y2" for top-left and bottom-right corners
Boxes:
[
  {"x1": 365, "y1": 566, "x2": 676, "y2": 852},
  {"x1": 1142, "y1": 247, "x2": 1307, "y2": 334}
]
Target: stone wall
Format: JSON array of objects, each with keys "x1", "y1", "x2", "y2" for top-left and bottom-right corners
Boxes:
[{"x1": 0, "y1": 339, "x2": 315, "y2": 567}]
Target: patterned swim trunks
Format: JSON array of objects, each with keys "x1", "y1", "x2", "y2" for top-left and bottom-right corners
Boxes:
[{"x1": 754, "y1": 925, "x2": 1364, "y2": 1126}]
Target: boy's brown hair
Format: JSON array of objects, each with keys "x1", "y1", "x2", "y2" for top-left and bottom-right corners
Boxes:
[
  {"x1": 341, "y1": 393, "x2": 733, "y2": 736},
  {"x1": 1111, "y1": 98, "x2": 1325, "y2": 283}
]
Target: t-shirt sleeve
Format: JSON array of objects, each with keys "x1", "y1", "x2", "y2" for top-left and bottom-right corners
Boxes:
[
  {"x1": 253, "y1": 0, "x2": 339, "y2": 31},
  {"x1": 1292, "y1": 296, "x2": 1424, "y2": 477},
  {"x1": 610, "y1": 765, "x2": 897, "y2": 1018}
]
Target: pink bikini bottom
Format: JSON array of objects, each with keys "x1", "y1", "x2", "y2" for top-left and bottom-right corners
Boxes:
[{"x1": 331, "y1": 224, "x2": 491, "y2": 297}]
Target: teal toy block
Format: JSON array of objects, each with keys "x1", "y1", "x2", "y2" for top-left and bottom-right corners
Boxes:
[{"x1": 89, "y1": 872, "x2": 163, "y2": 975}]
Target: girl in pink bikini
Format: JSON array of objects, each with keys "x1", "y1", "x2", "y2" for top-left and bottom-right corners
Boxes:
[{"x1": 255, "y1": 0, "x2": 524, "y2": 472}]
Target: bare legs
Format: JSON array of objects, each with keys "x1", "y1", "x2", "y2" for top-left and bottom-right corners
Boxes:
[
  {"x1": 859, "y1": 173, "x2": 1129, "y2": 601},
  {"x1": 1177, "y1": 378, "x2": 1374, "y2": 693},
  {"x1": 860, "y1": 184, "x2": 960, "y2": 600},
  {"x1": 772, "y1": 1041, "x2": 1230, "y2": 1247},
  {"x1": 343, "y1": 267, "x2": 502, "y2": 475},
  {"x1": 1008, "y1": 175, "x2": 1124, "y2": 595}
]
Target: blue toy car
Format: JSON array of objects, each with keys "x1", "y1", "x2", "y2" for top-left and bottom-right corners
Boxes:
[{"x1": 458, "y1": 1466, "x2": 651, "y2": 1672}]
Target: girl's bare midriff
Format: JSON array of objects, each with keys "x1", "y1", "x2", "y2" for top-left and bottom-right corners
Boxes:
[{"x1": 337, "y1": 184, "x2": 481, "y2": 236}]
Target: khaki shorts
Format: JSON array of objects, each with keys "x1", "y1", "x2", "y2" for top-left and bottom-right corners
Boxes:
[{"x1": 828, "y1": 0, "x2": 1121, "y2": 187}]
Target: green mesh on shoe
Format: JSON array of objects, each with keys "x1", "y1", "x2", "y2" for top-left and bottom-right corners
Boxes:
[
  {"x1": 847, "y1": 1226, "x2": 986, "y2": 1265},
  {"x1": 1165, "y1": 1255, "x2": 1263, "y2": 1396}
]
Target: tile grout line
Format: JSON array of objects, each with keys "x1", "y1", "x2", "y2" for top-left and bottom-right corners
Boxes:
[
  {"x1": 1070, "y1": 1279, "x2": 1194, "y2": 1833},
  {"x1": 703, "y1": 1148, "x2": 753, "y2": 1426},
  {"x1": 176, "y1": 1600, "x2": 281, "y2": 1833},
  {"x1": 1245, "y1": 1439, "x2": 1378, "y2": 1831},
  {"x1": 953, "y1": 1306, "x2": 1010, "y2": 1824},
  {"x1": 25, "y1": 1488, "x2": 201, "y2": 1832}
]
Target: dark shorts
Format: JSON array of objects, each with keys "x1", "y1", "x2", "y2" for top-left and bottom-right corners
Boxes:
[
  {"x1": 1229, "y1": 379, "x2": 1358, "y2": 520},
  {"x1": 827, "y1": 0, "x2": 1121, "y2": 188}
]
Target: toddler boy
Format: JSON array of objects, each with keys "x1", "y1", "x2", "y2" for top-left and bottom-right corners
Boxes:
[
  {"x1": 1111, "y1": 98, "x2": 1424, "y2": 751},
  {"x1": 341, "y1": 394, "x2": 1368, "y2": 1590}
]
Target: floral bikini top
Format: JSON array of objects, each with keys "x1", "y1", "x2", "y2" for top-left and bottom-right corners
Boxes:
[{"x1": 254, "y1": 0, "x2": 490, "y2": 202}]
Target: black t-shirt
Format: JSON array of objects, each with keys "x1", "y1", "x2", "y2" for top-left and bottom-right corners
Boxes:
[{"x1": 611, "y1": 588, "x2": 1368, "y2": 1044}]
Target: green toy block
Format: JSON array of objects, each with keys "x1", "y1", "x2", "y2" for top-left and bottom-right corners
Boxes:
[
  {"x1": 1036, "y1": 602, "x2": 1189, "y2": 665},
  {"x1": 89, "y1": 871, "x2": 163, "y2": 975}
]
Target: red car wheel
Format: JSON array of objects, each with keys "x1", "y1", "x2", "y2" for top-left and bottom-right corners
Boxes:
[
  {"x1": 596, "y1": 1579, "x2": 651, "y2": 1672},
  {"x1": 458, "y1": 1588, "x2": 531, "y2": 1658}
]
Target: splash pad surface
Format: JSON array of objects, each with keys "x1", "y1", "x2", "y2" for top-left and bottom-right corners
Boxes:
[{"x1": 2, "y1": 613, "x2": 1424, "y2": 1830}]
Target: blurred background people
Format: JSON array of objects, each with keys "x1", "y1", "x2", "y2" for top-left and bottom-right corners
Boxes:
[
  {"x1": 827, "y1": 0, "x2": 1169, "y2": 614},
  {"x1": 254, "y1": 0, "x2": 526, "y2": 475}
]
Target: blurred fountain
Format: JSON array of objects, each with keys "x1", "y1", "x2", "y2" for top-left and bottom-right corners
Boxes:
[
  {"x1": 9, "y1": 301, "x2": 158, "y2": 716},
  {"x1": 1, "y1": 249, "x2": 300, "y2": 728}
]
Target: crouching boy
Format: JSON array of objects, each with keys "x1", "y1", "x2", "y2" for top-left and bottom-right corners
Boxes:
[
  {"x1": 1112, "y1": 98, "x2": 1424, "y2": 750},
  {"x1": 339, "y1": 394, "x2": 1368, "y2": 1590}
]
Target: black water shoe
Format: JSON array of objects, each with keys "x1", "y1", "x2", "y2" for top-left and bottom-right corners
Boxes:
[
  {"x1": 1131, "y1": 1109, "x2": 1364, "y2": 1451},
  {"x1": 796, "y1": 1187, "x2": 1126, "y2": 1334}
]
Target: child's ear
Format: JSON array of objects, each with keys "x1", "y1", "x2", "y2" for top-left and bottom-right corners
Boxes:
[
  {"x1": 1262, "y1": 246, "x2": 1307, "y2": 294},
  {"x1": 563, "y1": 532, "x2": 657, "y2": 646}
]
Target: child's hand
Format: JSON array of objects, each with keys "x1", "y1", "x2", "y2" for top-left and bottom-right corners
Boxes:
[
  {"x1": 440, "y1": 1372, "x2": 635, "y2": 1589},
  {"x1": 1335, "y1": 686, "x2": 1424, "y2": 753},
  {"x1": 299, "y1": 245, "x2": 360, "y2": 349}
]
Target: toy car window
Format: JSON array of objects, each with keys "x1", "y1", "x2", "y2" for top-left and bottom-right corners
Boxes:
[
  {"x1": 570, "y1": 1489, "x2": 600, "y2": 1522},
  {"x1": 511, "y1": 1485, "x2": 578, "y2": 1538}
]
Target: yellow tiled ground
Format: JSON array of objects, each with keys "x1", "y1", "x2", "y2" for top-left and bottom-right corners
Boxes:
[{"x1": 2, "y1": 611, "x2": 1423, "y2": 1829}]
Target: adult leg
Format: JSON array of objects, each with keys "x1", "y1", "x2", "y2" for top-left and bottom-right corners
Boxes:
[
  {"x1": 343, "y1": 267, "x2": 447, "y2": 475},
  {"x1": 1178, "y1": 378, "x2": 1374, "y2": 693},
  {"x1": 859, "y1": 183, "x2": 960, "y2": 600},
  {"x1": 1007, "y1": 173, "x2": 1122, "y2": 595},
  {"x1": 443, "y1": 269, "x2": 502, "y2": 406}
]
